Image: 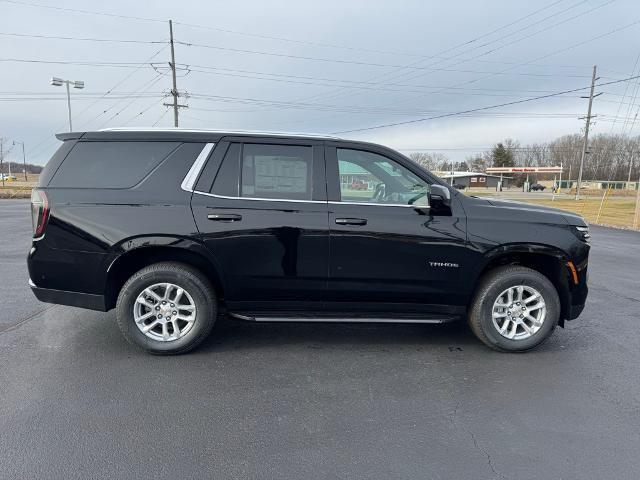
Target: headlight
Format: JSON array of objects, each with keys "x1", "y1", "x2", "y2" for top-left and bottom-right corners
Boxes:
[{"x1": 574, "y1": 225, "x2": 590, "y2": 242}]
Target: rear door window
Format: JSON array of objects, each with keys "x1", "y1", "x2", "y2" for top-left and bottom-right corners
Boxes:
[
  {"x1": 240, "y1": 144, "x2": 313, "y2": 200},
  {"x1": 49, "y1": 141, "x2": 179, "y2": 188},
  {"x1": 209, "y1": 143, "x2": 315, "y2": 201}
]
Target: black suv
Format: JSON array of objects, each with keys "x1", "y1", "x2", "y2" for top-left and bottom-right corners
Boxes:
[{"x1": 28, "y1": 129, "x2": 589, "y2": 354}]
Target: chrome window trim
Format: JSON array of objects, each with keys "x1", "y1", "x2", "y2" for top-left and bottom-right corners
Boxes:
[
  {"x1": 191, "y1": 190, "x2": 418, "y2": 208},
  {"x1": 329, "y1": 201, "x2": 418, "y2": 208},
  {"x1": 180, "y1": 142, "x2": 215, "y2": 192},
  {"x1": 192, "y1": 190, "x2": 326, "y2": 204}
]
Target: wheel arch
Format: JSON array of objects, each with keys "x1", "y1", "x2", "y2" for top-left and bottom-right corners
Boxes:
[
  {"x1": 471, "y1": 243, "x2": 572, "y2": 326},
  {"x1": 104, "y1": 241, "x2": 225, "y2": 311}
]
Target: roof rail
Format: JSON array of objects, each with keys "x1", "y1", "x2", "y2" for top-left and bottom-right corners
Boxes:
[{"x1": 98, "y1": 127, "x2": 343, "y2": 139}]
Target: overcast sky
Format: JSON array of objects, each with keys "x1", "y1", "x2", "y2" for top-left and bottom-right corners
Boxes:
[{"x1": 1, "y1": 0, "x2": 639, "y2": 165}]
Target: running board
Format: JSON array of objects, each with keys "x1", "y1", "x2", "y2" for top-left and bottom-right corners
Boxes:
[{"x1": 229, "y1": 312, "x2": 458, "y2": 324}]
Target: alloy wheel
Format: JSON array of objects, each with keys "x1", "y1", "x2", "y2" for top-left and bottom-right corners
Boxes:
[
  {"x1": 491, "y1": 285, "x2": 546, "y2": 340},
  {"x1": 133, "y1": 282, "x2": 197, "y2": 342}
]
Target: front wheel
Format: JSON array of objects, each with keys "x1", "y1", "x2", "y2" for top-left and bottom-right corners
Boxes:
[
  {"x1": 468, "y1": 265, "x2": 560, "y2": 352},
  {"x1": 116, "y1": 262, "x2": 217, "y2": 355}
]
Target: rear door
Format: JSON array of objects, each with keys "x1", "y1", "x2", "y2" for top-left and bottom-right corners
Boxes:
[
  {"x1": 325, "y1": 142, "x2": 470, "y2": 312},
  {"x1": 190, "y1": 137, "x2": 329, "y2": 312}
]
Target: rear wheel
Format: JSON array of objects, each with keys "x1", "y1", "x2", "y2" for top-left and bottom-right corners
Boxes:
[
  {"x1": 116, "y1": 262, "x2": 216, "y2": 355},
  {"x1": 468, "y1": 265, "x2": 560, "y2": 352}
]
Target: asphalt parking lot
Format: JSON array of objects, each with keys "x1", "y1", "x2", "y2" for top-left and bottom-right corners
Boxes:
[{"x1": 1, "y1": 198, "x2": 639, "y2": 479}]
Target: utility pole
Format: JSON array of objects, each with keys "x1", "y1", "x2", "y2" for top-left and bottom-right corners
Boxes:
[
  {"x1": 0, "y1": 138, "x2": 4, "y2": 187},
  {"x1": 169, "y1": 20, "x2": 179, "y2": 127},
  {"x1": 576, "y1": 65, "x2": 601, "y2": 200},
  {"x1": 164, "y1": 20, "x2": 188, "y2": 127},
  {"x1": 634, "y1": 174, "x2": 640, "y2": 230},
  {"x1": 557, "y1": 162, "x2": 563, "y2": 196},
  {"x1": 13, "y1": 140, "x2": 27, "y2": 181}
]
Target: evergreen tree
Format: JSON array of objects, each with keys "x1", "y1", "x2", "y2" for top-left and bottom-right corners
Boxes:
[{"x1": 492, "y1": 143, "x2": 515, "y2": 167}]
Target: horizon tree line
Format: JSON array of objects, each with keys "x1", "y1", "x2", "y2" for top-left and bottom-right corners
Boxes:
[{"x1": 409, "y1": 133, "x2": 640, "y2": 182}]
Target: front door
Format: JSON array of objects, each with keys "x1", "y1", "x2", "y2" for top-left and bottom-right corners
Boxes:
[
  {"x1": 325, "y1": 144, "x2": 470, "y2": 313},
  {"x1": 190, "y1": 138, "x2": 329, "y2": 312}
]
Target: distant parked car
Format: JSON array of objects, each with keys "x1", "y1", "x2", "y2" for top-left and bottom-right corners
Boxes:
[
  {"x1": 0, "y1": 174, "x2": 17, "y2": 181},
  {"x1": 350, "y1": 180, "x2": 368, "y2": 190},
  {"x1": 452, "y1": 183, "x2": 466, "y2": 190},
  {"x1": 530, "y1": 183, "x2": 545, "y2": 191}
]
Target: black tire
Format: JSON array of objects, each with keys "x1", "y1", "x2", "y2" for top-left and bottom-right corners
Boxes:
[
  {"x1": 468, "y1": 265, "x2": 560, "y2": 352},
  {"x1": 115, "y1": 262, "x2": 217, "y2": 355}
]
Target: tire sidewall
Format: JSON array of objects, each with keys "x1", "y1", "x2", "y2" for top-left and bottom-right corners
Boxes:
[
  {"x1": 478, "y1": 271, "x2": 560, "y2": 351},
  {"x1": 117, "y1": 267, "x2": 214, "y2": 354}
]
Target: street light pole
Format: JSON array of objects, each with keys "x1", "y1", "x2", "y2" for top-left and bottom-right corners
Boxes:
[
  {"x1": 50, "y1": 77, "x2": 85, "y2": 132},
  {"x1": 66, "y1": 81, "x2": 72, "y2": 131}
]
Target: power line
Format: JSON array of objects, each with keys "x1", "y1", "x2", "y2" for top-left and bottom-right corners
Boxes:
[
  {"x1": 0, "y1": 0, "x2": 164, "y2": 23},
  {"x1": 95, "y1": 75, "x2": 166, "y2": 129},
  {"x1": 3, "y1": 0, "x2": 619, "y2": 84},
  {"x1": 0, "y1": 31, "x2": 165, "y2": 43},
  {"x1": 295, "y1": 0, "x2": 596, "y2": 104},
  {"x1": 331, "y1": 74, "x2": 640, "y2": 134},
  {"x1": 188, "y1": 67, "x2": 592, "y2": 99},
  {"x1": 188, "y1": 91, "x2": 588, "y2": 116},
  {"x1": 121, "y1": 98, "x2": 163, "y2": 126},
  {"x1": 0, "y1": 91, "x2": 164, "y2": 96},
  {"x1": 188, "y1": 64, "x2": 613, "y2": 84},
  {"x1": 26, "y1": 45, "x2": 168, "y2": 159},
  {"x1": 405, "y1": 17, "x2": 640, "y2": 100},
  {"x1": 0, "y1": 95, "x2": 161, "y2": 101},
  {"x1": 325, "y1": 20, "x2": 640, "y2": 132},
  {"x1": 1, "y1": 0, "x2": 625, "y2": 82},
  {"x1": 152, "y1": 107, "x2": 171, "y2": 127},
  {"x1": 0, "y1": 58, "x2": 150, "y2": 68},
  {"x1": 609, "y1": 53, "x2": 640, "y2": 134},
  {"x1": 0, "y1": 55, "x2": 598, "y2": 79},
  {"x1": 178, "y1": 44, "x2": 593, "y2": 78},
  {"x1": 2, "y1": 0, "x2": 587, "y2": 68},
  {"x1": 319, "y1": 1, "x2": 621, "y2": 117},
  {"x1": 262, "y1": 5, "x2": 632, "y2": 126},
  {"x1": 385, "y1": 0, "x2": 610, "y2": 87}
]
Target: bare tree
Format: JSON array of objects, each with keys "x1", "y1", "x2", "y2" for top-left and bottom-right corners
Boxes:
[
  {"x1": 408, "y1": 152, "x2": 449, "y2": 171},
  {"x1": 466, "y1": 154, "x2": 488, "y2": 172}
]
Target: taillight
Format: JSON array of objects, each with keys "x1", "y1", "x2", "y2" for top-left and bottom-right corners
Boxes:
[{"x1": 31, "y1": 189, "x2": 49, "y2": 238}]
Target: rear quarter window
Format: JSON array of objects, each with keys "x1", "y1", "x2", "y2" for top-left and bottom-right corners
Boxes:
[
  {"x1": 49, "y1": 141, "x2": 179, "y2": 188},
  {"x1": 38, "y1": 140, "x2": 76, "y2": 187}
]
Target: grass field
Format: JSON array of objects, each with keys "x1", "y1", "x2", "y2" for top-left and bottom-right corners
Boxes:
[
  {"x1": 519, "y1": 197, "x2": 638, "y2": 229},
  {"x1": 0, "y1": 174, "x2": 38, "y2": 198},
  {"x1": 462, "y1": 189, "x2": 639, "y2": 229},
  {"x1": 2, "y1": 182, "x2": 638, "y2": 229}
]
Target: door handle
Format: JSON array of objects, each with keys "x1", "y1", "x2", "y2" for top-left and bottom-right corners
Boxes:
[
  {"x1": 335, "y1": 217, "x2": 367, "y2": 226},
  {"x1": 207, "y1": 213, "x2": 242, "y2": 222}
]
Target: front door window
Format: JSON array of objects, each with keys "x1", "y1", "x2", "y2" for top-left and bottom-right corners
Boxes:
[{"x1": 337, "y1": 149, "x2": 429, "y2": 207}]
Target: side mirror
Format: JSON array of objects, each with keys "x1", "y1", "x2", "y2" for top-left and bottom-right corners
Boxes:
[{"x1": 429, "y1": 184, "x2": 451, "y2": 207}]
